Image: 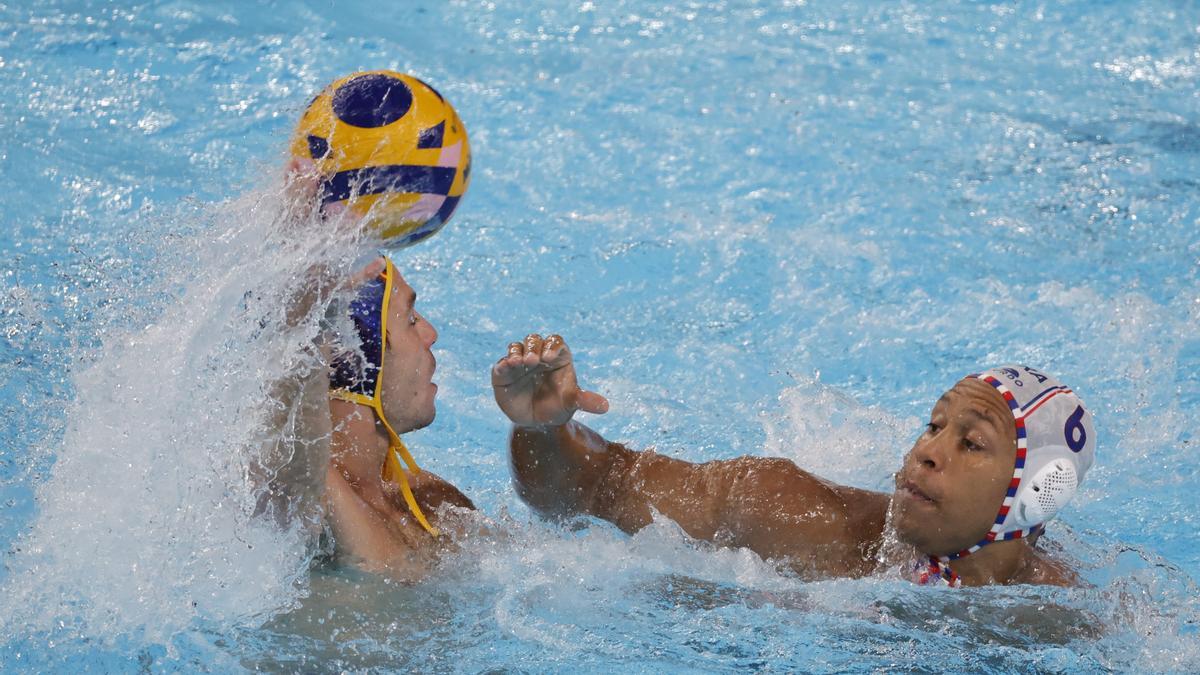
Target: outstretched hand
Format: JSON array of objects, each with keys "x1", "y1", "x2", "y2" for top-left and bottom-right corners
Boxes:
[{"x1": 492, "y1": 334, "x2": 609, "y2": 428}]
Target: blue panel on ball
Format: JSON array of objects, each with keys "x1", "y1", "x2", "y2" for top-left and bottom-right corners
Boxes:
[
  {"x1": 320, "y1": 165, "x2": 457, "y2": 203},
  {"x1": 307, "y1": 135, "x2": 330, "y2": 159},
  {"x1": 431, "y1": 195, "x2": 460, "y2": 226},
  {"x1": 417, "y1": 121, "x2": 445, "y2": 149},
  {"x1": 403, "y1": 224, "x2": 442, "y2": 246},
  {"x1": 333, "y1": 73, "x2": 412, "y2": 128},
  {"x1": 393, "y1": 195, "x2": 461, "y2": 246}
]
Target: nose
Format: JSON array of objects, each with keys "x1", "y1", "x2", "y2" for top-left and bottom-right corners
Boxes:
[
  {"x1": 420, "y1": 312, "x2": 438, "y2": 347},
  {"x1": 907, "y1": 429, "x2": 950, "y2": 472}
]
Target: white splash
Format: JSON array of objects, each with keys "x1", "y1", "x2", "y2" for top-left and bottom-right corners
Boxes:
[
  {"x1": 0, "y1": 183, "x2": 369, "y2": 646},
  {"x1": 763, "y1": 375, "x2": 917, "y2": 490}
]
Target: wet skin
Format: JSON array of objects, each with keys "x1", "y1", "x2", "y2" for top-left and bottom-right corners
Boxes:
[
  {"x1": 494, "y1": 335, "x2": 1075, "y2": 586},
  {"x1": 376, "y1": 272, "x2": 440, "y2": 432},
  {"x1": 324, "y1": 266, "x2": 473, "y2": 581},
  {"x1": 891, "y1": 378, "x2": 1020, "y2": 558}
]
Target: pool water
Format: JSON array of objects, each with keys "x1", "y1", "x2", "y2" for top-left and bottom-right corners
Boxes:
[{"x1": 1, "y1": 0, "x2": 1198, "y2": 671}]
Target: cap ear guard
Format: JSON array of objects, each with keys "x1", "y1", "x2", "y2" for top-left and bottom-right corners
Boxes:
[
  {"x1": 974, "y1": 366, "x2": 1096, "y2": 535},
  {"x1": 1011, "y1": 451, "x2": 1079, "y2": 528}
]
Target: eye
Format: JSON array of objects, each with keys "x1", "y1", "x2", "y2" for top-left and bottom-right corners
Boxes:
[
  {"x1": 924, "y1": 422, "x2": 940, "y2": 436},
  {"x1": 408, "y1": 310, "x2": 419, "y2": 326},
  {"x1": 963, "y1": 437, "x2": 984, "y2": 452}
]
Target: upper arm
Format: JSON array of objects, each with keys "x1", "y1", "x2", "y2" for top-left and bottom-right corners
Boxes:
[
  {"x1": 715, "y1": 458, "x2": 884, "y2": 570},
  {"x1": 596, "y1": 452, "x2": 887, "y2": 576},
  {"x1": 252, "y1": 355, "x2": 333, "y2": 530}
]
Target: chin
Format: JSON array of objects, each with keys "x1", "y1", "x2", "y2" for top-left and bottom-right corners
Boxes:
[
  {"x1": 890, "y1": 500, "x2": 941, "y2": 553},
  {"x1": 414, "y1": 401, "x2": 437, "y2": 429},
  {"x1": 895, "y1": 527, "x2": 943, "y2": 556},
  {"x1": 386, "y1": 398, "x2": 436, "y2": 434},
  {"x1": 895, "y1": 519, "x2": 983, "y2": 558},
  {"x1": 891, "y1": 515, "x2": 922, "y2": 549}
]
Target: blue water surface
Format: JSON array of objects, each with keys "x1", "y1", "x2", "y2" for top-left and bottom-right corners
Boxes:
[{"x1": 1, "y1": 0, "x2": 1198, "y2": 672}]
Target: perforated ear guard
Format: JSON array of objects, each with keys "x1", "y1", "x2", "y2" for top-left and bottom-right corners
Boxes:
[{"x1": 1011, "y1": 448, "x2": 1079, "y2": 528}]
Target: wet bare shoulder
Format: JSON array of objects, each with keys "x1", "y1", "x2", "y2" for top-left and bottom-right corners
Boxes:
[
  {"x1": 409, "y1": 471, "x2": 476, "y2": 512},
  {"x1": 1016, "y1": 550, "x2": 1081, "y2": 587}
]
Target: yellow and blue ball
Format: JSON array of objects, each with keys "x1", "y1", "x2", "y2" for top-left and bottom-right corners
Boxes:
[{"x1": 291, "y1": 70, "x2": 471, "y2": 247}]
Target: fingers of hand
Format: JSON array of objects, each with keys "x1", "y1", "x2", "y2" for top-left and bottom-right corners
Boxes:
[
  {"x1": 287, "y1": 157, "x2": 315, "y2": 176},
  {"x1": 493, "y1": 335, "x2": 563, "y2": 384},
  {"x1": 543, "y1": 333, "x2": 572, "y2": 366},
  {"x1": 491, "y1": 342, "x2": 528, "y2": 384},
  {"x1": 284, "y1": 158, "x2": 319, "y2": 201},
  {"x1": 522, "y1": 334, "x2": 545, "y2": 366},
  {"x1": 507, "y1": 341, "x2": 524, "y2": 360},
  {"x1": 577, "y1": 390, "x2": 610, "y2": 415}
]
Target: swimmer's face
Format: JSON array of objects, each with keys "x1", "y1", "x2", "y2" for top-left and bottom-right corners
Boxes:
[
  {"x1": 379, "y1": 269, "x2": 439, "y2": 433},
  {"x1": 891, "y1": 378, "x2": 1017, "y2": 557}
]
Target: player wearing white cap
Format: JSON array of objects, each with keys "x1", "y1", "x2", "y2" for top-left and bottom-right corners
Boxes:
[{"x1": 492, "y1": 335, "x2": 1097, "y2": 587}]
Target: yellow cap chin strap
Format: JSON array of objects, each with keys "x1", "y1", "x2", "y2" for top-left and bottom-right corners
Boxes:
[{"x1": 330, "y1": 259, "x2": 439, "y2": 537}]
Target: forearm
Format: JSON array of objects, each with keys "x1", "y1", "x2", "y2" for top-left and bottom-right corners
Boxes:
[
  {"x1": 512, "y1": 423, "x2": 886, "y2": 571},
  {"x1": 509, "y1": 421, "x2": 635, "y2": 520},
  {"x1": 509, "y1": 421, "x2": 719, "y2": 537},
  {"x1": 607, "y1": 455, "x2": 886, "y2": 574},
  {"x1": 256, "y1": 265, "x2": 348, "y2": 510}
]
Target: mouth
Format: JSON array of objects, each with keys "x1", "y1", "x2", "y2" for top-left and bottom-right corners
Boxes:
[{"x1": 896, "y1": 480, "x2": 937, "y2": 505}]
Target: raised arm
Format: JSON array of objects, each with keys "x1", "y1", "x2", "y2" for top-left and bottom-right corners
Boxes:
[
  {"x1": 493, "y1": 335, "x2": 889, "y2": 576},
  {"x1": 250, "y1": 163, "x2": 384, "y2": 529}
]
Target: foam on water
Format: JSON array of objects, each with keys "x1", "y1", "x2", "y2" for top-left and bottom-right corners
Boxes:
[
  {"x1": 210, "y1": 505, "x2": 1199, "y2": 672},
  {"x1": 763, "y1": 377, "x2": 918, "y2": 491}
]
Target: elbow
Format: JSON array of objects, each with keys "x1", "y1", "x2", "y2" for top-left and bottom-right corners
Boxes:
[
  {"x1": 507, "y1": 427, "x2": 630, "y2": 524},
  {"x1": 509, "y1": 455, "x2": 593, "y2": 522}
]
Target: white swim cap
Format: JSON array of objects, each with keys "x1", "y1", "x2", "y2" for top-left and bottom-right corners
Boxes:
[
  {"x1": 935, "y1": 366, "x2": 1097, "y2": 565},
  {"x1": 974, "y1": 366, "x2": 1096, "y2": 535}
]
